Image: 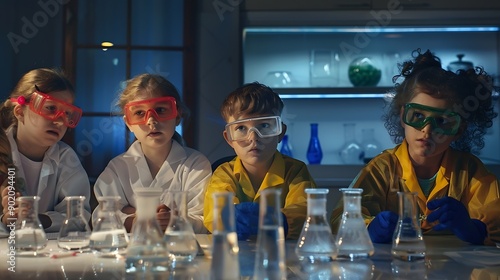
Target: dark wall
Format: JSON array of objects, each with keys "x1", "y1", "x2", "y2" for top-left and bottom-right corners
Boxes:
[{"x1": 1, "y1": 0, "x2": 63, "y2": 100}]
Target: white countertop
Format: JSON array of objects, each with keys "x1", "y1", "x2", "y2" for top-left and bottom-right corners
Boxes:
[{"x1": 1, "y1": 234, "x2": 499, "y2": 279}]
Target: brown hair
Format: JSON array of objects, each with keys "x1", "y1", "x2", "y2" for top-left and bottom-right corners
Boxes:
[
  {"x1": 116, "y1": 74, "x2": 190, "y2": 120},
  {"x1": 221, "y1": 82, "x2": 284, "y2": 122},
  {"x1": 0, "y1": 68, "x2": 74, "y2": 130},
  {"x1": 384, "y1": 49, "x2": 497, "y2": 153}
]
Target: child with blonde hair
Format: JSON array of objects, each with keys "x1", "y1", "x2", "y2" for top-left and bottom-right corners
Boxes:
[{"x1": 93, "y1": 74, "x2": 211, "y2": 233}]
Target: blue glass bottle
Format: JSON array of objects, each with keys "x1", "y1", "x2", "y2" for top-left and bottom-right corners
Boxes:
[
  {"x1": 280, "y1": 135, "x2": 293, "y2": 157},
  {"x1": 307, "y1": 123, "x2": 323, "y2": 164}
]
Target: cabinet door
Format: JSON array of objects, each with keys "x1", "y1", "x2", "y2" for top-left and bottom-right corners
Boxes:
[
  {"x1": 372, "y1": 0, "x2": 500, "y2": 10},
  {"x1": 243, "y1": 0, "x2": 371, "y2": 11}
]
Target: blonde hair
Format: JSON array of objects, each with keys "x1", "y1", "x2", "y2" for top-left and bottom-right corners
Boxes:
[
  {"x1": 117, "y1": 74, "x2": 190, "y2": 120},
  {"x1": 0, "y1": 68, "x2": 74, "y2": 130}
]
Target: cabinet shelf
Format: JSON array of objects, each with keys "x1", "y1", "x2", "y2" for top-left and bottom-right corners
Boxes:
[{"x1": 274, "y1": 87, "x2": 393, "y2": 99}]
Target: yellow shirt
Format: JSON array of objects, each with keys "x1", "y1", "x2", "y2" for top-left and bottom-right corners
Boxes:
[
  {"x1": 203, "y1": 151, "x2": 316, "y2": 239},
  {"x1": 330, "y1": 140, "x2": 500, "y2": 245}
]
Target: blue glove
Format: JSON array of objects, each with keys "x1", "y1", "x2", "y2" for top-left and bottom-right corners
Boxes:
[
  {"x1": 234, "y1": 202, "x2": 260, "y2": 240},
  {"x1": 367, "y1": 211, "x2": 398, "y2": 243},
  {"x1": 281, "y1": 212, "x2": 289, "y2": 238},
  {"x1": 427, "y1": 197, "x2": 486, "y2": 245}
]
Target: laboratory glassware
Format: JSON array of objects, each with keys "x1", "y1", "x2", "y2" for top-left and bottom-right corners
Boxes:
[
  {"x1": 58, "y1": 196, "x2": 91, "y2": 251},
  {"x1": 307, "y1": 123, "x2": 323, "y2": 164},
  {"x1": 295, "y1": 188, "x2": 337, "y2": 263},
  {"x1": 335, "y1": 188, "x2": 374, "y2": 259},
  {"x1": 15, "y1": 196, "x2": 47, "y2": 255}
]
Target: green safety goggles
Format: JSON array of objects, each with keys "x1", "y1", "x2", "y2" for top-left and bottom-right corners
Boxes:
[{"x1": 402, "y1": 103, "x2": 461, "y2": 135}]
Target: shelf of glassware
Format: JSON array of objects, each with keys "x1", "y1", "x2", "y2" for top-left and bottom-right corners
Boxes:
[{"x1": 242, "y1": 26, "x2": 500, "y2": 97}]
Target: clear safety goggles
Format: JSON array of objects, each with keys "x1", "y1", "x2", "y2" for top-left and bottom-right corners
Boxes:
[
  {"x1": 11, "y1": 91, "x2": 82, "y2": 128},
  {"x1": 403, "y1": 103, "x2": 461, "y2": 135},
  {"x1": 225, "y1": 116, "x2": 282, "y2": 141},
  {"x1": 124, "y1": 96, "x2": 178, "y2": 125}
]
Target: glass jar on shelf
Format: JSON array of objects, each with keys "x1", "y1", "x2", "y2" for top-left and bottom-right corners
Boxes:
[{"x1": 339, "y1": 123, "x2": 363, "y2": 164}]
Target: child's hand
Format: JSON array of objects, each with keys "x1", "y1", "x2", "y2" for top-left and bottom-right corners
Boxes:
[
  {"x1": 156, "y1": 204, "x2": 171, "y2": 233},
  {"x1": 234, "y1": 202, "x2": 259, "y2": 240},
  {"x1": 1, "y1": 186, "x2": 20, "y2": 225},
  {"x1": 367, "y1": 211, "x2": 398, "y2": 243},
  {"x1": 427, "y1": 196, "x2": 487, "y2": 245}
]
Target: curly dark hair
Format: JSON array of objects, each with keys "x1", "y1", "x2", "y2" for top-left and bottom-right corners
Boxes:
[{"x1": 383, "y1": 49, "x2": 498, "y2": 154}]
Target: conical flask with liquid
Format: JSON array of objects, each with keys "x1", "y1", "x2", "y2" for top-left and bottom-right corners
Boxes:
[
  {"x1": 125, "y1": 188, "x2": 168, "y2": 274},
  {"x1": 391, "y1": 192, "x2": 426, "y2": 261},
  {"x1": 254, "y1": 188, "x2": 287, "y2": 280},
  {"x1": 15, "y1": 196, "x2": 48, "y2": 256},
  {"x1": 335, "y1": 188, "x2": 374, "y2": 259},
  {"x1": 164, "y1": 190, "x2": 198, "y2": 263},
  {"x1": 210, "y1": 192, "x2": 240, "y2": 280},
  {"x1": 89, "y1": 196, "x2": 129, "y2": 256},
  {"x1": 58, "y1": 196, "x2": 91, "y2": 251},
  {"x1": 295, "y1": 188, "x2": 337, "y2": 263}
]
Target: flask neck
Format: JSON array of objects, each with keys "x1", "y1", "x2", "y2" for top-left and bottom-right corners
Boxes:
[
  {"x1": 344, "y1": 123, "x2": 356, "y2": 142},
  {"x1": 66, "y1": 197, "x2": 85, "y2": 217},
  {"x1": 307, "y1": 198, "x2": 327, "y2": 216},
  {"x1": 135, "y1": 196, "x2": 158, "y2": 219},
  {"x1": 168, "y1": 191, "x2": 188, "y2": 219},
  {"x1": 310, "y1": 124, "x2": 319, "y2": 136}
]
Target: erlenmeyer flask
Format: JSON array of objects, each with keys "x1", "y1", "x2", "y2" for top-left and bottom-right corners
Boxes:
[
  {"x1": 125, "y1": 188, "x2": 168, "y2": 274},
  {"x1": 15, "y1": 196, "x2": 47, "y2": 256},
  {"x1": 392, "y1": 192, "x2": 426, "y2": 261},
  {"x1": 164, "y1": 190, "x2": 198, "y2": 263},
  {"x1": 254, "y1": 188, "x2": 286, "y2": 280},
  {"x1": 58, "y1": 196, "x2": 91, "y2": 251},
  {"x1": 339, "y1": 123, "x2": 363, "y2": 164},
  {"x1": 335, "y1": 188, "x2": 374, "y2": 259},
  {"x1": 360, "y1": 128, "x2": 382, "y2": 164},
  {"x1": 210, "y1": 192, "x2": 240, "y2": 280},
  {"x1": 89, "y1": 196, "x2": 129, "y2": 256},
  {"x1": 295, "y1": 188, "x2": 337, "y2": 263}
]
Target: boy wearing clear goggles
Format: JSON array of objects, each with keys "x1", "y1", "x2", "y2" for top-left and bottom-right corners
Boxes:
[
  {"x1": 330, "y1": 49, "x2": 500, "y2": 246},
  {"x1": 0, "y1": 68, "x2": 90, "y2": 234},
  {"x1": 92, "y1": 74, "x2": 211, "y2": 234},
  {"x1": 203, "y1": 82, "x2": 317, "y2": 240}
]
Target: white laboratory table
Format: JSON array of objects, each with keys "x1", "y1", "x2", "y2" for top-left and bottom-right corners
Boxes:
[{"x1": 0, "y1": 234, "x2": 499, "y2": 279}]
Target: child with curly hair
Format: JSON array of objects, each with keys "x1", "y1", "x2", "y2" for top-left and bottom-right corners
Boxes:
[{"x1": 330, "y1": 49, "x2": 500, "y2": 246}]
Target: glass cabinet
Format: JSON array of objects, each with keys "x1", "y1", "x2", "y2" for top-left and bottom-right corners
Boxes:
[
  {"x1": 241, "y1": 14, "x2": 500, "y2": 166},
  {"x1": 243, "y1": 26, "x2": 500, "y2": 98}
]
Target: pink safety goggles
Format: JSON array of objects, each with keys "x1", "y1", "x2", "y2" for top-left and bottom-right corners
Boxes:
[
  {"x1": 124, "y1": 96, "x2": 178, "y2": 125},
  {"x1": 11, "y1": 91, "x2": 82, "y2": 128}
]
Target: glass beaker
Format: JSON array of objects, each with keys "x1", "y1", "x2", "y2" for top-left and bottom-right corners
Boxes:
[
  {"x1": 164, "y1": 190, "x2": 198, "y2": 264},
  {"x1": 307, "y1": 123, "x2": 323, "y2": 164},
  {"x1": 360, "y1": 128, "x2": 383, "y2": 164},
  {"x1": 254, "y1": 188, "x2": 286, "y2": 280},
  {"x1": 210, "y1": 192, "x2": 240, "y2": 280},
  {"x1": 392, "y1": 192, "x2": 426, "y2": 261},
  {"x1": 310, "y1": 49, "x2": 340, "y2": 87},
  {"x1": 125, "y1": 188, "x2": 168, "y2": 274},
  {"x1": 89, "y1": 196, "x2": 129, "y2": 256},
  {"x1": 15, "y1": 196, "x2": 47, "y2": 255},
  {"x1": 58, "y1": 196, "x2": 91, "y2": 251},
  {"x1": 335, "y1": 188, "x2": 374, "y2": 259},
  {"x1": 339, "y1": 123, "x2": 363, "y2": 164},
  {"x1": 295, "y1": 188, "x2": 337, "y2": 263}
]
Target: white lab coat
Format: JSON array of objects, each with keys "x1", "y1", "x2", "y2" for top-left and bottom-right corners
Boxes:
[
  {"x1": 0, "y1": 128, "x2": 91, "y2": 234},
  {"x1": 93, "y1": 140, "x2": 211, "y2": 233}
]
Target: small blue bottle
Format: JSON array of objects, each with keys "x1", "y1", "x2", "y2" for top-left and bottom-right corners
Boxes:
[
  {"x1": 280, "y1": 135, "x2": 293, "y2": 157},
  {"x1": 307, "y1": 123, "x2": 323, "y2": 164}
]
